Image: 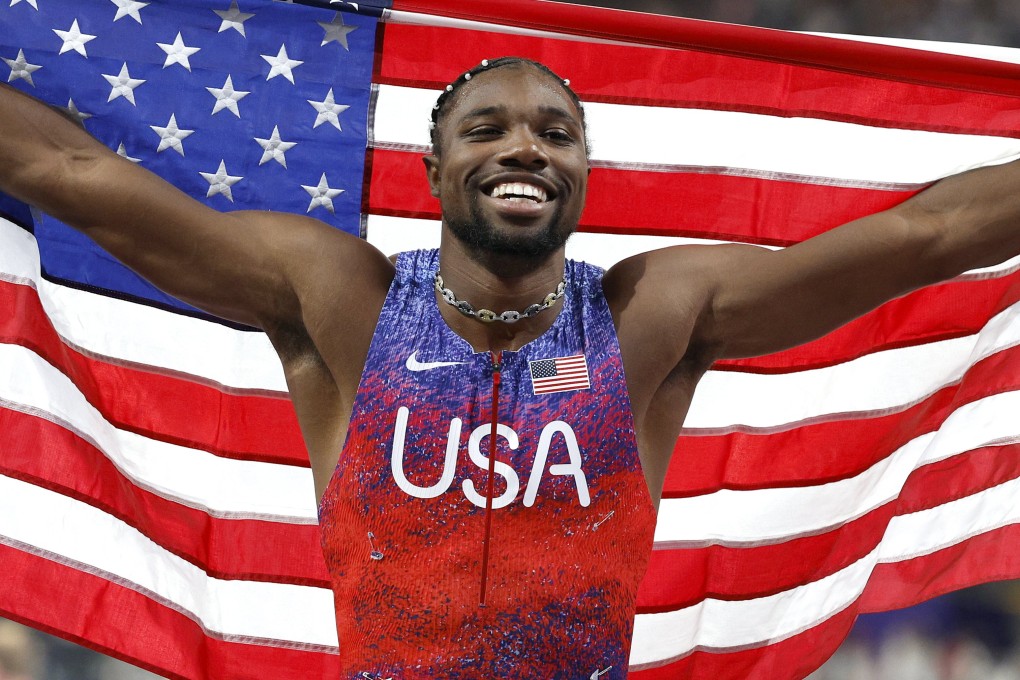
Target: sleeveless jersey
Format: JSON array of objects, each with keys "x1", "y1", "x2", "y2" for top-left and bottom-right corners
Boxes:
[{"x1": 318, "y1": 249, "x2": 657, "y2": 679}]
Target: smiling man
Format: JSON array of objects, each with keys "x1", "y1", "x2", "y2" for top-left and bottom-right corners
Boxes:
[{"x1": 2, "y1": 55, "x2": 1020, "y2": 678}]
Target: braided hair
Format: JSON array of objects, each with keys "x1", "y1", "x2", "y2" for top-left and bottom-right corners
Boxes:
[{"x1": 428, "y1": 57, "x2": 589, "y2": 158}]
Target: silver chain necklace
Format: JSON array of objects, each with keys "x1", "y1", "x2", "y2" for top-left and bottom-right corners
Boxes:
[{"x1": 434, "y1": 272, "x2": 566, "y2": 323}]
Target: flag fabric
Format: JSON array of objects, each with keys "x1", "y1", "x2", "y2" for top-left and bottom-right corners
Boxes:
[
  {"x1": 2, "y1": 0, "x2": 1020, "y2": 678},
  {"x1": 530, "y1": 354, "x2": 591, "y2": 395}
]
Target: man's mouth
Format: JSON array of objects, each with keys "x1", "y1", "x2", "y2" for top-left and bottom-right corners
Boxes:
[{"x1": 487, "y1": 182, "x2": 549, "y2": 204}]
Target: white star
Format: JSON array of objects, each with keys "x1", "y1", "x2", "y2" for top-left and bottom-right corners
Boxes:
[
  {"x1": 302, "y1": 173, "x2": 344, "y2": 214},
  {"x1": 254, "y1": 125, "x2": 296, "y2": 167},
  {"x1": 10, "y1": 0, "x2": 39, "y2": 9},
  {"x1": 261, "y1": 44, "x2": 303, "y2": 84},
  {"x1": 115, "y1": 142, "x2": 142, "y2": 163},
  {"x1": 317, "y1": 13, "x2": 357, "y2": 50},
  {"x1": 214, "y1": 0, "x2": 254, "y2": 37},
  {"x1": 150, "y1": 114, "x2": 194, "y2": 156},
  {"x1": 157, "y1": 32, "x2": 201, "y2": 71},
  {"x1": 53, "y1": 19, "x2": 97, "y2": 57},
  {"x1": 199, "y1": 160, "x2": 243, "y2": 202},
  {"x1": 206, "y1": 75, "x2": 250, "y2": 117},
  {"x1": 65, "y1": 99, "x2": 92, "y2": 123},
  {"x1": 307, "y1": 88, "x2": 349, "y2": 132},
  {"x1": 102, "y1": 63, "x2": 145, "y2": 105},
  {"x1": 3, "y1": 49, "x2": 42, "y2": 86},
  {"x1": 111, "y1": 0, "x2": 148, "y2": 23}
]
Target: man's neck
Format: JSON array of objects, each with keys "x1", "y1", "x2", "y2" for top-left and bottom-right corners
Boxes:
[{"x1": 435, "y1": 236, "x2": 568, "y2": 353}]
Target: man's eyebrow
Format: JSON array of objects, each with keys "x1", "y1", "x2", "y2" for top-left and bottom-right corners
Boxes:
[
  {"x1": 459, "y1": 104, "x2": 581, "y2": 125},
  {"x1": 538, "y1": 105, "x2": 581, "y2": 124},
  {"x1": 461, "y1": 105, "x2": 505, "y2": 120}
]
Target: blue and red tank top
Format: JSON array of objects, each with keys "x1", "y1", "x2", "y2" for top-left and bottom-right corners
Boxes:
[{"x1": 318, "y1": 249, "x2": 657, "y2": 679}]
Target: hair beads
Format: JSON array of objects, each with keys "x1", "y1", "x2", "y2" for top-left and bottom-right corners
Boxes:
[{"x1": 427, "y1": 57, "x2": 586, "y2": 154}]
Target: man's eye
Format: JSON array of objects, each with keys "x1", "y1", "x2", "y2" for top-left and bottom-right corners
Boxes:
[
  {"x1": 467, "y1": 126, "x2": 501, "y2": 137},
  {"x1": 544, "y1": 129, "x2": 575, "y2": 143}
]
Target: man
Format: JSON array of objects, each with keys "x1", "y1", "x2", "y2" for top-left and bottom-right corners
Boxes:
[{"x1": 2, "y1": 56, "x2": 1020, "y2": 677}]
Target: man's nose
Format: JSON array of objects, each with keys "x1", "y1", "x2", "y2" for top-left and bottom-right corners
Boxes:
[{"x1": 496, "y1": 128, "x2": 549, "y2": 168}]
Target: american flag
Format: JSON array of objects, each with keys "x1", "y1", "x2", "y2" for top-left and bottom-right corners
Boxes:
[
  {"x1": 530, "y1": 354, "x2": 591, "y2": 395},
  {"x1": 2, "y1": 0, "x2": 1020, "y2": 678}
]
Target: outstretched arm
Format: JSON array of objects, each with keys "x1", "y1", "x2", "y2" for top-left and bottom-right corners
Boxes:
[
  {"x1": 0, "y1": 83, "x2": 390, "y2": 331},
  {"x1": 607, "y1": 157, "x2": 1020, "y2": 370}
]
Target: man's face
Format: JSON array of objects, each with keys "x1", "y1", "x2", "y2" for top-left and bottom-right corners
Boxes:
[{"x1": 424, "y1": 65, "x2": 590, "y2": 260}]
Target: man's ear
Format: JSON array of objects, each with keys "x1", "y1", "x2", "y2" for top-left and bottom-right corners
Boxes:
[{"x1": 423, "y1": 155, "x2": 441, "y2": 198}]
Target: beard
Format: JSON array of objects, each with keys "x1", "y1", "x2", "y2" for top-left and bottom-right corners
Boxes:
[{"x1": 444, "y1": 194, "x2": 576, "y2": 259}]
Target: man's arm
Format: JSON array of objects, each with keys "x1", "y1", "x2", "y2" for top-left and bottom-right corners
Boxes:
[
  {"x1": 609, "y1": 157, "x2": 1020, "y2": 369},
  {"x1": 0, "y1": 83, "x2": 391, "y2": 331}
]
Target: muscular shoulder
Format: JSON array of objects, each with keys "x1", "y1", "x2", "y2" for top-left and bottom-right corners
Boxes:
[{"x1": 601, "y1": 244, "x2": 760, "y2": 385}]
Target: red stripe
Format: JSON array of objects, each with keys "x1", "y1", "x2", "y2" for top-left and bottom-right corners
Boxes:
[
  {"x1": 638, "y1": 442, "x2": 1020, "y2": 612},
  {"x1": 4, "y1": 272, "x2": 1015, "y2": 496},
  {"x1": 0, "y1": 406, "x2": 331, "y2": 586},
  {"x1": 861, "y1": 522, "x2": 1020, "y2": 613},
  {"x1": 380, "y1": 19, "x2": 1020, "y2": 123},
  {"x1": 628, "y1": 602, "x2": 859, "y2": 679},
  {"x1": 366, "y1": 148, "x2": 921, "y2": 245},
  {"x1": 719, "y1": 271, "x2": 1020, "y2": 373},
  {"x1": 668, "y1": 344, "x2": 1020, "y2": 496},
  {"x1": 0, "y1": 279, "x2": 307, "y2": 466},
  {"x1": 0, "y1": 542, "x2": 338, "y2": 680}
]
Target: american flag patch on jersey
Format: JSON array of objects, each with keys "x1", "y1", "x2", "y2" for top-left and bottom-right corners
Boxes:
[{"x1": 529, "y1": 354, "x2": 591, "y2": 395}]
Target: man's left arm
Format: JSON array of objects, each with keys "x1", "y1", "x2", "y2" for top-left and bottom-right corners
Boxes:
[{"x1": 678, "y1": 157, "x2": 1020, "y2": 361}]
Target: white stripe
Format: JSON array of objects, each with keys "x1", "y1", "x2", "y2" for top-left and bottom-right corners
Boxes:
[
  {"x1": 0, "y1": 342, "x2": 317, "y2": 521},
  {"x1": 630, "y1": 545, "x2": 878, "y2": 666},
  {"x1": 374, "y1": 84, "x2": 1020, "y2": 184},
  {"x1": 5, "y1": 317, "x2": 1017, "y2": 543},
  {"x1": 654, "y1": 390, "x2": 1020, "y2": 545},
  {"x1": 0, "y1": 218, "x2": 286, "y2": 392},
  {"x1": 385, "y1": 9, "x2": 643, "y2": 47},
  {"x1": 389, "y1": 9, "x2": 1020, "y2": 66},
  {"x1": 364, "y1": 213, "x2": 1020, "y2": 280},
  {"x1": 632, "y1": 475, "x2": 1020, "y2": 666},
  {"x1": 808, "y1": 32, "x2": 1020, "y2": 66},
  {"x1": 879, "y1": 474, "x2": 1020, "y2": 562},
  {"x1": 0, "y1": 475, "x2": 337, "y2": 647},
  {"x1": 686, "y1": 300, "x2": 1020, "y2": 429},
  {"x1": 6, "y1": 216, "x2": 1019, "y2": 424}
]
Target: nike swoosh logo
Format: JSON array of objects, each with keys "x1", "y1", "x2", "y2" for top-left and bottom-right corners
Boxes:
[{"x1": 405, "y1": 351, "x2": 465, "y2": 372}]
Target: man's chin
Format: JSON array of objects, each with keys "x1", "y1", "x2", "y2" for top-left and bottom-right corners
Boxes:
[{"x1": 446, "y1": 215, "x2": 572, "y2": 260}]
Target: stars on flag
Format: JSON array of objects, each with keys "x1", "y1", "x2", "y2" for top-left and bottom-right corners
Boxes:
[
  {"x1": 150, "y1": 114, "x2": 194, "y2": 156},
  {"x1": 3, "y1": 49, "x2": 41, "y2": 85},
  {"x1": 53, "y1": 19, "x2": 97, "y2": 57},
  {"x1": 206, "y1": 75, "x2": 249, "y2": 117},
  {"x1": 261, "y1": 44, "x2": 302, "y2": 83},
  {"x1": 64, "y1": 98, "x2": 92, "y2": 123},
  {"x1": 302, "y1": 174, "x2": 344, "y2": 214},
  {"x1": 318, "y1": 12, "x2": 357, "y2": 49},
  {"x1": 308, "y1": 88, "x2": 349, "y2": 131},
  {"x1": 254, "y1": 126, "x2": 297, "y2": 167},
  {"x1": 102, "y1": 63, "x2": 145, "y2": 104},
  {"x1": 157, "y1": 32, "x2": 201, "y2": 71},
  {"x1": 116, "y1": 142, "x2": 142, "y2": 164},
  {"x1": 0, "y1": 0, "x2": 370, "y2": 234},
  {"x1": 110, "y1": 0, "x2": 147, "y2": 23},
  {"x1": 214, "y1": 0, "x2": 253, "y2": 37},
  {"x1": 199, "y1": 160, "x2": 243, "y2": 202}
]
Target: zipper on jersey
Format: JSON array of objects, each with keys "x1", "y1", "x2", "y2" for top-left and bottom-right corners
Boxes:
[{"x1": 478, "y1": 350, "x2": 502, "y2": 606}]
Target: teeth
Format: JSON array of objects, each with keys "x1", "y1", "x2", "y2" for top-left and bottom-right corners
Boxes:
[{"x1": 489, "y1": 182, "x2": 548, "y2": 203}]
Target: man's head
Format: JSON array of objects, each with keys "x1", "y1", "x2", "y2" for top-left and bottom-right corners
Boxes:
[{"x1": 423, "y1": 58, "x2": 591, "y2": 262}]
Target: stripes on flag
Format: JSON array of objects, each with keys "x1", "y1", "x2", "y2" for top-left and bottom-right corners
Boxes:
[
  {"x1": 2, "y1": 0, "x2": 1020, "y2": 679},
  {"x1": 529, "y1": 354, "x2": 591, "y2": 395}
]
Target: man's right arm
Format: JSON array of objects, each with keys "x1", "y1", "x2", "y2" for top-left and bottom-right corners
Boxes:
[{"x1": 0, "y1": 82, "x2": 391, "y2": 332}]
